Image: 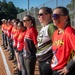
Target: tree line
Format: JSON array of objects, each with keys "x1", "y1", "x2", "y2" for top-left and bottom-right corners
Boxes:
[
  {"x1": 0, "y1": 0, "x2": 75, "y2": 25},
  {"x1": 0, "y1": 0, "x2": 25, "y2": 24}
]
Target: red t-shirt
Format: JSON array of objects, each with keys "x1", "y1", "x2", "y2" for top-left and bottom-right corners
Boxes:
[
  {"x1": 13, "y1": 30, "x2": 19, "y2": 47},
  {"x1": 7, "y1": 25, "x2": 13, "y2": 38},
  {"x1": 24, "y1": 26, "x2": 38, "y2": 45},
  {"x1": 51, "y1": 26, "x2": 75, "y2": 70},
  {"x1": 11, "y1": 27, "x2": 17, "y2": 40},
  {"x1": 2, "y1": 24, "x2": 5, "y2": 32},
  {"x1": 3, "y1": 24, "x2": 8, "y2": 34},
  {"x1": 17, "y1": 31, "x2": 25, "y2": 51}
]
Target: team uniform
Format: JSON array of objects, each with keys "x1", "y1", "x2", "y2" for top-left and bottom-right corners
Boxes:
[
  {"x1": 23, "y1": 26, "x2": 38, "y2": 75},
  {"x1": 7, "y1": 25, "x2": 13, "y2": 38},
  {"x1": 51, "y1": 26, "x2": 75, "y2": 75},
  {"x1": 3, "y1": 24, "x2": 8, "y2": 48},
  {"x1": 24, "y1": 26, "x2": 38, "y2": 59},
  {"x1": 2, "y1": 24, "x2": 5, "y2": 32},
  {"x1": 17, "y1": 31, "x2": 27, "y2": 75},
  {"x1": 1, "y1": 23, "x2": 5, "y2": 46},
  {"x1": 7, "y1": 25, "x2": 13, "y2": 50},
  {"x1": 9, "y1": 27, "x2": 17, "y2": 59},
  {"x1": 36, "y1": 23, "x2": 57, "y2": 75},
  {"x1": 17, "y1": 31, "x2": 25, "y2": 51},
  {"x1": 13, "y1": 29, "x2": 19, "y2": 50}
]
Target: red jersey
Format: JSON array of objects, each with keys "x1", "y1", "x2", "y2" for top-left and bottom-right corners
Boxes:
[
  {"x1": 3, "y1": 24, "x2": 8, "y2": 34},
  {"x1": 24, "y1": 26, "x2": 38, "y2": 59},
  {"x1": 13, "y1": 30, "x2": 19, "y2": 47},
  {"x1": 1, "y1": 24, "x2": 5, "y2": 32},
  {"x1": 17, "y1": 31, "x2": 25, "y2": 51},
  {"x1": 11, "y1": 27, "x2": 17, "y2": 40},
  {"x1": 51, "y1": 26, "x2": 75, "y2": 70},
  {"x1": 24, "y1": 26, "x2": 38, "y2": 45},
  {"x1": 7, "y1": 25, "x2": 13, "y2": 38}
]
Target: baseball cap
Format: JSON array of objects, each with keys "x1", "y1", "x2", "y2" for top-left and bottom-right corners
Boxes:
[{"x1": 1, "y1": 19, "x2": 6, "y2": 21}]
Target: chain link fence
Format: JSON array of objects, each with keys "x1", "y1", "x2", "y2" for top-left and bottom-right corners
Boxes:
[{"x1": 17, "y1": 0, "x2": 75, "y2": 30}]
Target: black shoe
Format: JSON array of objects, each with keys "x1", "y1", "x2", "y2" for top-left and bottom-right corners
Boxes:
[
  {"x1": 8, "y1": 55, "x2": 13, "y2": 58},
  {"x1": 8, "y1": 53, "x2": 12, "y2": 56},
  {"x1": 6, "y1": 48, "x2": 10, "y2": 51},
  {"x1": 8, "y1": 57, "x2": 14, "y2": 60},
  {"x1": 5, "y1": 48, "x2": 9, "y2": 51},
  {"x1": 13, "y1": 69, "x2": 22, "y2": 75},
  {"x1": 4, "y1": 47, "x2": 7, "y2": 49},
  {"x1": 13, "y1": 70, "x2": 18, "y2": 74},
  {"x1": 1, "y1": 44, "x2": 4, "y2": 46},
  {"x1": 12, "y1": 60, "x2": 17, "y2": 63},
  {"x1": 18, "y1": 71, "x2": 22, "y2": 75},
  {"x1": 13, "y1": 65, "x2": 17, "y2": 68}
]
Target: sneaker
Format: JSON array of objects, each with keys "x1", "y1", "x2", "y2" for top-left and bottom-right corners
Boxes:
[
  {"x1": 18, "y1": 71, "x2": 22, "y2": 75},
  {"x1": 1, "y1": 44, "x2": 4, "y2": 46},
  {"x1": 13, "y1": 64, "x2": 17, "y2": 68},
  {"x1": 13, "y1": 70, "x2": 18, "y2": 74},
  {"x1": 4, "y1": 47, "x2": 7, "y2": 49},
  {"x1": 13, "y1": 69, "x2": 22, "y2": 75},
  {"x1": 8, "y1": 56, "x2": 14, "y2": 60}
]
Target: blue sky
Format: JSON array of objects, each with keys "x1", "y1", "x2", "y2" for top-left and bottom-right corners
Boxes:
[{"x1": 6, "y1": 0, "x2": 71, "y2": 10}]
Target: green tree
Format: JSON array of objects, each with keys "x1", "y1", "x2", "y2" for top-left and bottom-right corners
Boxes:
[
  {"x1": 2, "y1": 0, "x2": 7, "y2": 3},
  {"x1": 0, "y1": 1, "x2": 8, "y2": 19},
  {"x1": 66, "y1": 0, "x2": 75, "y2": 26},
  {"x1": 0, "y1": 1, "x2": 27, "y2": 25},
  {"x1": 7, "y1": 1, "x2": 18, "y2": 19},
  {"x1": 66, "y1": 0, "x2": 75, "y2": 12},
  {"x1": 16, "y1": 7, "x2": 25, "y2": 14}
]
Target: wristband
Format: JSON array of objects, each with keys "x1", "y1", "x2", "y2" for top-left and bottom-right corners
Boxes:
[{"x1": 66, "y1": 59, "x2": 75, "y2": 71}]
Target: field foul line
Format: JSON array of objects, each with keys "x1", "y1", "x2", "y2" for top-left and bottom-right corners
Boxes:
[{"x1": 0, "y1": 46, "x2": 11, "y2": 75}]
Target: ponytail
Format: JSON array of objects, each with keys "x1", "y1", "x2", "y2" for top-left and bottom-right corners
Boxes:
[
  {"x1": 25, "y1": 15, "x2": 36, "y2": 28},
  {"x1": 32, "y1": 17, "x2": 36, "y2": 28}
]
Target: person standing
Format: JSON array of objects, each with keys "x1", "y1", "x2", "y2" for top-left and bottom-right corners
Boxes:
[
  {"x1": 6, "y1": 19, "x2": 13, "y2": 51},
  {"x1": 2, "y1": 19, "x2": 8, "y2": 49},
  {"x1": 8, "y1": 20, "x2": 16, "y2": 60},
  {"x1": 23, "y1": 15, "x2": 38, "y2": 75},
  {"x1": 17, "y1": 21, "x2": 27, "y2": 75},
  {"x1": 36, "y1": 7, "x2": 57, "y2": 75},
  {"x1": 12, "y1": 21, "x2": 20, "y2": 74},
  {"x1": 51, "y1": 6, "x2": 75, "y2": 75},
  {"x1": 1, "y1": 19, "x2": 6, "y2": 47}
]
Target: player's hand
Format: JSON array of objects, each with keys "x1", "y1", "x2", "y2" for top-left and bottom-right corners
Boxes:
[{"x1": 58, "y1": 67, "x2": 69, "y2": 75}]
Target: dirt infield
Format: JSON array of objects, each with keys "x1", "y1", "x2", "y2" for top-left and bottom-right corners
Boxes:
[
  {"x1": 0, "y1": 34, "x2": 40, "y2": 75},
  {"x1": 0, "y1": 34, "x2": 15, "y2": 75},
  {"x1": 0, "y1": 52, "x2": 7, "y2": 75}
]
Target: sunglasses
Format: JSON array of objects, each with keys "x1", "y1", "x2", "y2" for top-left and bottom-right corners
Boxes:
[
  {"x1": 23, "y1": 20, "x2": 30, "y2": 22},
  {"x1": 38, "y1": 13, "x2": 48, "y2": 16},
  {"x1": 52, "y1": 14, "x2": 66, "y2": 19}
]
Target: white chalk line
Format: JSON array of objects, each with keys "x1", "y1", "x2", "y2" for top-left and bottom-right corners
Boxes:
[{"x1": 0, "y1": 46, "x2": 11, "y2": 75}]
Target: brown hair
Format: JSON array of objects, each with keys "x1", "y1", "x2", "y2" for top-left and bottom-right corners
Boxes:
[
  {"x1": 25, "y1": 15, "x2": 36, "y2": 28},
  {"x1": 54, "y1": 6, "x2": 71, "y2": 25},
  {"x1": 40, "y1": 7, "x2": 52, "y2": 14}
]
